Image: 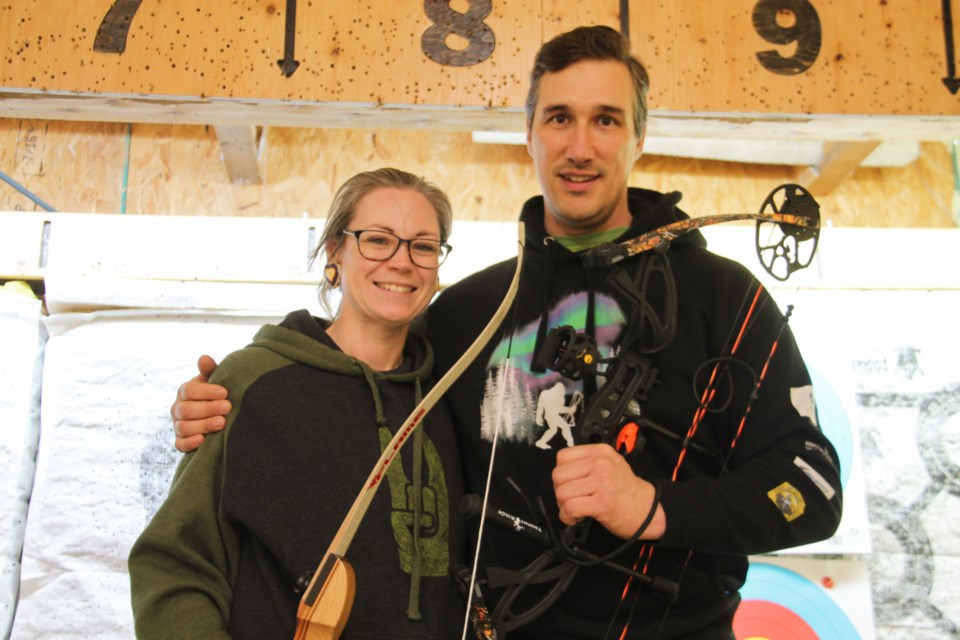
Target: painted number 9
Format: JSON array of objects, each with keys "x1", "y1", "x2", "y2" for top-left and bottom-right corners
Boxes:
[{"x1": 752, "y1": 0, "x2": 822, "y2": 75}]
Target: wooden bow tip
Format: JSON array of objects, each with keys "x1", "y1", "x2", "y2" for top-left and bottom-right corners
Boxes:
[{"x1": 293, "y1": 555, "x2": 356, "y2": 640}]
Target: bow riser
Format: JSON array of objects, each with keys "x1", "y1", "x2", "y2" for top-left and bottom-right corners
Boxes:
[{"x1": 294, "y1": 555, "x2": 356, "y2": 640}]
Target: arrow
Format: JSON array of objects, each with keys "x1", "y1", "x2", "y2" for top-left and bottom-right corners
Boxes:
[
  {"x1": 277, "y1": 0, "x2": 300, "y2": 77},
  {"x1": 944, "y1": 0, "x2": 960, "y2": 93}
]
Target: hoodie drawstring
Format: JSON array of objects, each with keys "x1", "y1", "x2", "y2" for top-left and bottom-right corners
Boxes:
[
  {"x1": 361, "y1": 366, "x2": 425, "y2": 621},
  {"x1": 582, "y1": 267, "x2": 599, "y2": 399},
  {"x1": 531, "y1": 238, "x2": 559, "y2": 373},
  {"x1": 530, "y1": 238, "x2": 601, "y2": 400},
  {"x1": 407, "y1": 377, "x2": 424, "y2": 620}
]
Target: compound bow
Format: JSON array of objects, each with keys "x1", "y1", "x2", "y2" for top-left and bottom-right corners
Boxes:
[{"x1": 461, "y1": 183, "x2": 822, "y2": 638}]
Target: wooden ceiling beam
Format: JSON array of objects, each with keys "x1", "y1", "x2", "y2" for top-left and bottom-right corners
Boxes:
[
  {"x1": 0, "y1": 91, "x2": 955, "y2": 142},
  {"x1": 797, "y1": 141, "x2": 883, "y2": 195},
  {"x1": 213, "y1": 125, "x2": 262, "y2": 185}
]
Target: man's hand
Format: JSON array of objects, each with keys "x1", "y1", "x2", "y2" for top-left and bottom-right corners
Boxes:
[
  {"x1": 552, "y1": 443, "x2": 666, "y2": 540},
  {"x1": 171, "y1": 355, "x2": 231, "y2": 453}
]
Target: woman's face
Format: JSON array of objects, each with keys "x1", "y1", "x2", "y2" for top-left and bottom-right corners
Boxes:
[{"x1": 332, "y1": 187, "x2": 442, "y2": 332}]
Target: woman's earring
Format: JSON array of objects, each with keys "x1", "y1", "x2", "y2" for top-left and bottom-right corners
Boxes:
[{"x1": 323, "y1": 262, "x2": 341, "y2": 288}]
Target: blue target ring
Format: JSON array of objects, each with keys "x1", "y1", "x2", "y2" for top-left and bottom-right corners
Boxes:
[
  {"x1": 808, "y1": 366, "x2": 853, "y2": 487},
  {"x1": 736, "y1": 562, "x2": 860, "y2": 639}
]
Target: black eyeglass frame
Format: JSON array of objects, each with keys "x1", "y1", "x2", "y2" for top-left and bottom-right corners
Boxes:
[{"x1": 341, "y1": 229, "x2": 453, "y2": 268}]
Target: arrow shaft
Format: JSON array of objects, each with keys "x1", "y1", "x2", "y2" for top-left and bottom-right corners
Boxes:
[
  {"x1": 945, "y1": 0, "x2": 957, "y2": 78},
  {"x1": 284, "y1": 0, "x2": 298, "y2": 59}
]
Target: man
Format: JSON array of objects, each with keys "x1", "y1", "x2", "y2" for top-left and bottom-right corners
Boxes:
[{"x1": 171, "y1": 25, "x2": 842, "y2": 639}]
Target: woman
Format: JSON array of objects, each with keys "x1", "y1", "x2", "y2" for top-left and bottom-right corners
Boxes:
[{"x1": 128, "y1": 168, "x2": 464, "y2": 639}]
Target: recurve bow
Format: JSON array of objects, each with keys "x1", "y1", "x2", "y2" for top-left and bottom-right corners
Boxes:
[{"x1": 293, "y1": 224, "x2": 525, "y2": 640}]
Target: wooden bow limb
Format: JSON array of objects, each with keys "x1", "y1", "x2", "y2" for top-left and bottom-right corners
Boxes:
[{"x1": 294, "y1": 223, "x2": 525, "y2": 640}]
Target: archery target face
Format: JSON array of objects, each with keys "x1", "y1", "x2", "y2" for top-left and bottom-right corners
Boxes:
[
  {"x1": 809, "y1": 366, "x2": 853, "y2": 487},
  {"x1": 735, "y1": 601, "x2": 818, "y2": 640},
  {"x1": 789, "y1": 361, "x2": 872, "y2": 556},
  {"x1": 734, "y1": 561, "x2": 861, "y2": 639}
]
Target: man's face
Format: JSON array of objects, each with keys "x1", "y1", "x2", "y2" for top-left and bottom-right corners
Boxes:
[{"x1": 526, "y1": 59, "x2": 644, "y2": 237}]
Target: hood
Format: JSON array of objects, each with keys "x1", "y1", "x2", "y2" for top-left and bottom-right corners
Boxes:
[
  {"x1": 519, "y1": 188, "x2": 703, "y2": 375},
  {"x1": 517, "y1": 187, "x2": 708, "y2": 258},
  {"x1": 249, "y1": 309, "x2": 434, "y2": 384}
]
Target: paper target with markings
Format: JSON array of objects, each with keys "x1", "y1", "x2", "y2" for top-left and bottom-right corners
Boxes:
[
  {"x1": 775, "y1": 361, "x2": 871, "y2": 556},
  {"x1": 734, "y1": 557, "x2": 874, "y2": 639}
]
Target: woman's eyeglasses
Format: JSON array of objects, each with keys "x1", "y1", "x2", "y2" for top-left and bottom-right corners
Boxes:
[{"x1": 342, "y1": 229, "x2": 452, "y2": 268}]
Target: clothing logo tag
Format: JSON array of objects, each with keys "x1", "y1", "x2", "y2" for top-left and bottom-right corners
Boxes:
[
  {"x1": 534, "y1": 383, "x2": 582, "y2": 449},
  {"x1": 790, "y1": 384, "x2": 818, "y2": 426}
]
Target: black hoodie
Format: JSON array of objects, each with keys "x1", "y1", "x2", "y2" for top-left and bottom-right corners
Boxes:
[{"x1": 426, "y1": 188, "x2": 842, "y2": 639}]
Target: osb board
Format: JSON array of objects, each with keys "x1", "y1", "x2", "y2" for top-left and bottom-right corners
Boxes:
[
  {"x1": 1, "y1": 0, "x2": 957, "y2": 119},
  {"x1": 0, "y1": 118, "x2": 955, "y2": 229},
  {"x1": 1, "y1": 0, "x2": 541, "y2": 106},
  {"x1": 631, "y1": 0, "x2": 960, "y2": 116},
  {"x1": 638, "y1": 143, "x2": 957, "y2": 228}
]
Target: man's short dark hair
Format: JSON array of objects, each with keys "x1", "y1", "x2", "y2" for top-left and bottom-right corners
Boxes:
[{"x1": 525, "y1": 25, "x2": 650, "y2": 136}]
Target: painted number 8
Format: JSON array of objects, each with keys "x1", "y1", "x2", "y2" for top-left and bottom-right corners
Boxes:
[
  {"x1": 421, "y1": 0, "x2": 495, "y2": 67},
  {"x1": 752, "y1": 0, "x2": 822, "y2": 75}
]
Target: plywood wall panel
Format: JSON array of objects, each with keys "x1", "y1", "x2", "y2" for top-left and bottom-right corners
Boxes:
[
  {"x1": 256, "y1": 126, "x2": 539, "y2": 221},
  {"x1": 1, "y1": 0, "x2": 539, "y2": 107},
  {"x1": 2, "y1": 0, "x2": 957, "y2": 121},
  {"x1": 542, "y1": 0, "x2": 619, "y2": 39},
  {"x1": 0, "y1": 118, "x2": 954, "y2": 229},
  {"x1": 0, "y1": 120, "x2": 128, "y2": 213},
  {"x1": 641, "y1": 142, "x2": 956, "y2": 229},
  {"x1": 630, "y1": 0, "x2": 960, "y2": 116}
]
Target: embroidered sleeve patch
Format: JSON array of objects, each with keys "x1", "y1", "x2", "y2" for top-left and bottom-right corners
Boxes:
[{"x1": 767, "y1": 482, "x2": 806, "y2": 521}]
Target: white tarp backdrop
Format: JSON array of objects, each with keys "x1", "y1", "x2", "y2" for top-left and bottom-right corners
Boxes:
[
  {"x1": 1, "y1": 216, "x2": 958, "y2": 639},
  {"x1": 0, "y1": 290, "x2": 43, "y2": 639},
  {"x1": 9, "y1": 310, "x2": 276, "y2": 639}
]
